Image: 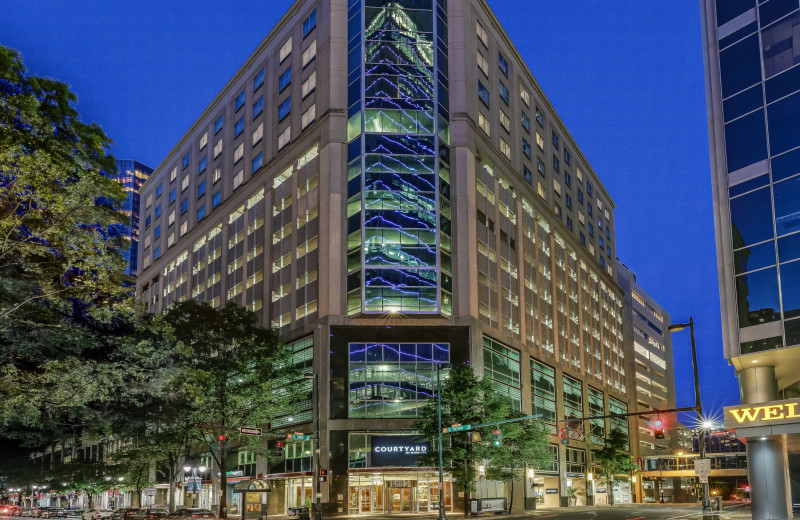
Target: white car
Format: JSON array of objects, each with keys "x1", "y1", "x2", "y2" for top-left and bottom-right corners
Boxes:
[{"x1": 81, "y1": 510, "x2": 112, "y2": 520}]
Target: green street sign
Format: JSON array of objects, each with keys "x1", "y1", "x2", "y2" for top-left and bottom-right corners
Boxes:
[
  {"x1": 442, "y1": 424, "x2": 472, "y2": 433},
  {"x1": 287, "y1": 433, "x2": 312, "y2": 440}
]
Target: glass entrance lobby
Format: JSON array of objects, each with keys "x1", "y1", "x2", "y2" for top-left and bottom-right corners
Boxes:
[{"x1": 347, "y1": 471, "x2": 453, "y2": 514}]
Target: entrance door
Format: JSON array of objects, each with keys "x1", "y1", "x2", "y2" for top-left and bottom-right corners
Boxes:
[
  {"x1": 390, "y1": 488, "x2": 412, "y2": 512},
  {"x1": 359, "y1": 488, "x2": 372, "y2": 513}
]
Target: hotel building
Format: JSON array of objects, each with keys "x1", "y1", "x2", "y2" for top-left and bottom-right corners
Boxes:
[
  {"x1": 136, "y1": 0, "x2": 635, "y2": 512},
  {"x1": 700, "y1": 0, "x2": 800, "y2": 517}
]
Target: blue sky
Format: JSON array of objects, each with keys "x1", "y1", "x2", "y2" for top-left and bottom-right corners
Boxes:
[{"x1": 2, "y1": 1, "x2": 735, "y2": 420}]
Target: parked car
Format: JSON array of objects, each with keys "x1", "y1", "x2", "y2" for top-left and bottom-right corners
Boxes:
[
  {"x1": 42, "y1": 510, "x2": 67, "y2": 519},
  {"x1": 18, "y1": 509, "x2": 31, "y2": 517},
  {"x1": 136, "y1": 510, "x2": 168, "y2": 520},
  {"x1": 1, "y1": 506, "x2": 21, "y2": 516},
  {"x1": 81, "y1": 510, "x2": 112, "y2": 520},
  {"x1": 110, "y1": 509, "x2": 140, "y2": 520},
  {"x1": 32, "y1": 508, "x2": 53, "y2": 518},
  {"x1": 165, "y1": 509, "x2": 215, "y2": 520}
]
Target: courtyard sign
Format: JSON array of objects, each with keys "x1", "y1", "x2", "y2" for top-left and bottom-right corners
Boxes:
[
  {"x1": 724, "y1": 397, "x2": 800, "y2": 433},
  {"x1": 370, "y1": 435, "x2": 430, "y2": 467}
]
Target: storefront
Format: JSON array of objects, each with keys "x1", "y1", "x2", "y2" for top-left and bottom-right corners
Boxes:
[{"x1": 263, "y1": 472, "x2": 313, "y2": 515}]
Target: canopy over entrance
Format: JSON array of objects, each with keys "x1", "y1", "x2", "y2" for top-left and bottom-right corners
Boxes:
[{"x1": 233, "y1": 479, "x2": 272, "y2": 493}]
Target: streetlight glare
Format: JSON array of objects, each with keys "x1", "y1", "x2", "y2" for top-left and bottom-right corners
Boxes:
[
  {"x1": 199, "y1": 465, "x2": 207, "y2": 472},
  {"x1": 183, "y1": 466, "x2": 192, "y2": 472},
  {"x1": 702, "y1": 420, "x2": 713, "y2": 429}
]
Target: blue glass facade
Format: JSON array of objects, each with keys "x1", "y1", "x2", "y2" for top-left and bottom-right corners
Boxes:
[
  {"x1": 346, "y1": 0, "x2": 451, "y2": 314},
  {"x1": 115, "y1": 160, "x2": 152, "y2": 276}
]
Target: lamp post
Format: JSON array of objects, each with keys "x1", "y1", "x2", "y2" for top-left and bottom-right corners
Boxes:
[
  {"x1": 303, "y1": 373, "x2": 322, "y2": 520},
  {"x1": 182, "y1": 466, "x2": 207, "y2": 508},
  {"x1": 435, "y1": 362, "x2": 451, "y2": 520},
  {"x1": 667, "y1": 317, "x2": 710, "y2": 512}
]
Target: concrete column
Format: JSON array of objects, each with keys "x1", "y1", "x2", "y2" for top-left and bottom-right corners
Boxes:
[{"x1": 738, "y1": 366, "x2": 792, "y2": 520}]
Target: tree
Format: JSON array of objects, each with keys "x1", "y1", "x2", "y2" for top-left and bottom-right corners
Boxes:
[
  {"x1": 413, "y1": 365, "x2": 510, "y2": 516},
  {"x1": 0, "y1": 45, "x2": 132, "y2": 444},
  {"x1": 115, "y1": 448, "x2": 155, "y2": 508},
  {"x1": 158, "y1": 301, "x2": 303, "y2": 519},
  {"x1": 592, "y1": 428, "x2": 639, "y2": 505},
  {"x1": 481, "y1": 413, "x2": 552, "y2": 513}
]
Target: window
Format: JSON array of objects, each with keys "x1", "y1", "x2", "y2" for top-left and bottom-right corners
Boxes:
[
  {"x1": 566, "y1": 194, "x2": 572, "y2": 209},
  {"x1": 170, "y1": 166, "x2": 177, "y2": 183},
  {"x1": 538, "y1": 181, "x2": 546, "y2": 199},
  {"x1": 535, "y1": 107, "x2": 543, "y2": 126},
  {"x1": 348, "y1": 342, "x2": 450, "y2": 418},
  {"x1": 521, "y1": 112, "x2": 530, "y2": 133},
  {"x1": 477, "y1": 51, "x2": 489, "y2": 76},
  {"x1": 565, "y1": 171, "x2": 571, "y2": 187},
  {"x1": 563, "y1": 375, "x2": 584, "y2": 440},
  {"x1": 564, "y1": 148, "x2": 571, "y2": 165},
  {"x1": 198, "y1": 180, "x2": 206, "y2": 198},
  {"x1": 197, "y1": 204, "x2": 206, "y2": 221},
  {"x1": 500, "y1": 138, "x2": 511, "y2": 160},
  {"x1": 523, "y1": 165, "x2": 532, "y2": 185},
  {"x1": 252, "y1": 152, "x2": 263, "y2": 172},
  {"x1": 580, "y1": 232, "x2": 586, "y2": 245},
  {"x1": 536, "y1": 131, "x2": 544, "y2": 150},
  {"x1": 145, "y1": 215, "x2": 151, "y2": 228},
  {"x1": 253, "y1": 123, "x2": 264, "y2": 146},
  {"x1": 537, "y1": 158, "x2": 545, "y2": 176},
  {"x1": 577, "y1": 166, "x2": 584, "y2": 183},
  {"x1": 168, "y1": 210, "x2": 175, "y2": 226},
  {"x1": 155, "y1": 204, "x2": 162, "y2": 218},
  {"x1": 553, "y1": 154, "x2": 560, "y2": 172},
  {"x1": 498, "y1": 52, "x2": 509, "y2": 77},
  {"x1": 302, "y1": 104, "x2": 316, "y2": 129},
  {"x1": 478, "y1": 112, "x2": 491, "y2": 136},
  {"x1": 233, "y1": 169, "x2": 244, "y2": 190},
  {"x1": 483, "y1": 337, "x2": 522, "y2": 411},
  {"x1": 214, "y1": 115, "x2": 223, "y2": 134},
  {"x1": 180, "y1": 221, "x2": 188, "y2": 236},
  {"x1": 587, "y1": 181, "x2": 593, "y2": 196},
  {"x1": 278, "y1": 127, "x2": 291, "y2": 150},
  {"x1": 302, "y1": 9, "x2": 316, "y2": 37},
  {"x1": 234, "y1": 117, "x2": 244, "y2": 137},
  {"x1": 278, "y1": 97, "x2": 291, "y2": 121},
  {"x1": 552, "y1": 131, "x2": 560, "y2": 149},
  {"x1": 212, "y1": 190, "x2": 221, "y2": 208},
  {"x1": 302, "y1": 71, "x2": 317, "y2": 98},
  {"x1": 234, "y1": 143, "x2": 244, "y2": 164},
  {"x1": 156, "y1": 184, "x2": 162, "y2": 198},
  {"x1": 214, "y1": 140, "x2": 223, "y2": 158},
  {"x1": 589, "y1": 223, "x2": 594, "y2": 237},
  {"x1": 302, "y1": 40, "x2": 317, "y2": 67},
  {"x1": 531, "y1": 360, "x2": 556, "y2": 433},
  {"x1": 279, "y1": 68, "x2": 291, "y2": 91},
  {"x1": 253, "y1": 69, "x2": 264, "y2": 91},
  {"x1": 154, "y1": 225, "x2": 161, "y2": 239},
  {"x1": 253, "y1": 96, "x2": 264, "y2": 118},
  {"x1": 153, "y1": 246, "x2": 160, "y2": 260},
  {"x1": 578, "y1": 190, "x2": 584, "y2": 204},
  {"x1": 181, "y1": 198, "x2": 188, "y2": 214},
  {"x1": 499, "y1": 81, "x2": 509, "y2": 104},
  {"x1": 522, "y1": 139, "x2": 531, "y2": 158},
  {"x1": 199, "y1": 132, "x2": 208, "y2": 149},
  {"x1": 478, "y1": 81, "x2": 490, "y2": 107},
  {"x1": 520, "y1": 84, "x2": 530, "y2": 106},
  {"x1": 566, "y1": 216, "x2": 573, "y2": 231},
  {"x1": 280, "y1": 37, "x2": 292, "y2": 63},
  {"x1": 609, "y1": 398, "x2": 629, "y2": 450},
  {"x1": 213, "y1": 168, "x2": 221, "y2": 184},
  {"x1": 476, "y1": 21, "x2": 488, "y2": 47},
  {"x1": 235, "y1": 90, "x2": 245, "y2": 112},
  {"x1": 499, "y1": 110, "x2": 510, "y2": 132},
  {"x1": 553, "y1": 179, "x2": 561, "y2": 196},
  {"x1": 169, "y1": 189, "x2": 176, "y2": 205},
  {"x1": 182, "y1": 152, "x2": 190, "y2": 169},
  {"x1": 198, "y1": 156, "x2": 207, "y2": 173}
]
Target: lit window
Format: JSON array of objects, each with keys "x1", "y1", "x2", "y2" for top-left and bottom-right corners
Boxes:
[
  {"x1": 536, "y1": 131, "x2": 544, "y2": 150},
  {"x1": 499, "y1": 110, "x2": 510, "y2": 132},
  {"x1": 553, "y1": 179, "x2": 561, "y2": 195},
  {"x1": 278, "y1": 127, "x2": 292, "y2": 150},
  {"x1": 233, "y1": 169, "x2": 244, "y2": 190},
  {"x1": 234, "y1": 143, "x2": 244, "y2": 164},
  {"x1": 279, "y1": 37, "x2": 292, "y2": 63},
  {"x1": 537, "y1": 181, "x2": 546, "y2": 200},
  {"x1": 180, "y1": 221, "x2": 188, "y2": 236},
  {"x1": 168, "y1": 210, "x2": 175, "y2": 226},
  {"x1": 477, "y1": 51, "x2": 489, "y2": 76},
  {"x1": 199, "y1": 132, "x2": 208, "y2": 149},
  {"x1": 181, "y1": 175, "x2": 189, "y2": 192},
  {"x1": 279, "y1": 68, "x2": 291, "y2": 92},
  {"x1": 302, "y1": 9, "x2": 316, "y2": 37},
  {"x1": 302, "y1": 104, "x2": 316, "y2": 129},
  {"x1": 214, "y1": 140, "x2": 223, "y2": 158},
  {"x1": 253, "y1": 123, "x2": 264, "y2": 146},
  {"x1": 235, "y1": 90, "x2": 245, "y2": 112},
  {"x1": 253, "y1": 68, "x2": 264, "y2": 91},
  {"x1": 213, "y1": 168, "x2": 221, "y2": 184},
  {"x1": 145, "y1": 194, "x2": 152, "y2": 209},
  {"x1": 170, "y1": 166, "x2": 177, "y2": 183},
  {"x1": 302, "y1": 71, "x2": 317, "y2": 98},
  {"x1": 476, "y1": 21, "x2": 488, "y2": 47},
  {"x1": 520, "y1": 85, "x2": 530, "y2": 107},
  {"x1": 214, "y1": 115, "x2": 223, "y2": 134},
  {"x1": 478, "y1": 112, "x2": 491, "y2": 136},
  {"x1": 167, "y1": 233, "x2": 175, "y2": 248},
  {"x1": 278, "y1": 97, "x2": 291, "y2": 121},
  {"x1": 302, "y1": 40, "x2": 317, "y2": 67},
  {"x1": 253, "y1": 96, "x2": 264, "y2": 118},
  {"x1": 500, "y1": 138, "x2": 511, "y2": 160}
]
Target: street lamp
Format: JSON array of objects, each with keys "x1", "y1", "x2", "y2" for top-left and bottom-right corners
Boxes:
[
  {"x1": 667, "y1": 317, "x2": 710, "y2": 512},
  {"x1": 303, "y1": 372, "x2": 322, "y2": 520},
  {"x1": 435, "y1": 362, "x2": 451, "y2": 520},
  {"x1": 183, "y1": 466, "x2": 207, "y2": 507}
]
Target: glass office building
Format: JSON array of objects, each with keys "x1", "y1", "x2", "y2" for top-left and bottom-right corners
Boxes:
[{"x1": 115, "y1": 160, "x2": 152, "y2": 276}]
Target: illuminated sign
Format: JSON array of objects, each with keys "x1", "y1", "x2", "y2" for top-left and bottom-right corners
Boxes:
[
  {"x1": 370, "y1": 435, "x2": 430, "y2": 467},
  {"x1": 724, "y1": 398, "x2": 800, "y2": 430}
]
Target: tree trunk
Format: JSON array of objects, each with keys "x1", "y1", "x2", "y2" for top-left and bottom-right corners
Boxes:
[
  {"x1": 168, "y1": 465, "x2": 176, "y2": 513},
  {"x1": 218, "y1": 439, "x2": 228, "y2": 519},
  {"x1": 507, "y1": 480, "x2": 514, "y2": 513},
  {"x1": 608, "y1": 476, "x2": 614, "y2": 506},
  {"x1": 463, "y1": 459, "x2": 470, "y2": 517},
  {"x1": 135, "y1": 487, "x2": 142, "y2": 507}
]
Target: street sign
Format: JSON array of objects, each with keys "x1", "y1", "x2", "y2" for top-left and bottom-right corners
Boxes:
[
  {"x1": 287, "y1": 433, "x2": 312, "y2": 440},
  {"x1": 443, "y1": 424, "x2": 472, "y2": 433},
  {"x1": 240, "y1": 427, "x2": 263, "y2": 436},
  {"x1": 694, "y1": 459, "x2": 711, "y2": 476},
  {"x1": 145, "y1": 488, "x2": 157, "y2": 497},
  {"x1": 699, "y1": 475, "x2": 708, "y2": 484}
]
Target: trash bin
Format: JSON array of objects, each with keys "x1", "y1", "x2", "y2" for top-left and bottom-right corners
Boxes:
[{"x1": 710, "y1": 497, "x2": 721, "y2": 511}]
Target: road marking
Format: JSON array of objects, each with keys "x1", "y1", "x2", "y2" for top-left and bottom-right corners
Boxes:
[{"x1": 626, "y1": 517, "x2": 646, "y2": 520}]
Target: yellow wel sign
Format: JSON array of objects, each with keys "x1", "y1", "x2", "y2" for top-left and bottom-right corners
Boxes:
[{"x1": 724, "y1": 398, "x2": 800, "y2": 430}]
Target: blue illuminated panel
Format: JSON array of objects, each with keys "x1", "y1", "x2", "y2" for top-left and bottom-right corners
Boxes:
[
  {"x1": 348, "y1": 342, "x2": 450, "y2": 418},
  {"x1": 346, "y1": 0, "x2": 451, "y2": 314}
]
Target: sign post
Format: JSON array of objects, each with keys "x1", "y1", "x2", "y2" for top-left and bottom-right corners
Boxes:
[{"x1": 694, "y1": 459, "x2": 711, "y2": 485}]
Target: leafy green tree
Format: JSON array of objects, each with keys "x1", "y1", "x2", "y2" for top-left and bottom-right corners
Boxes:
[
  {"x1": 414, "y1": 365, "x2": 510, "y2": 516},
  {"x1": 481, "y1": 413, "x2": 552, "y2": 513},
  {"x1": 591, "y1": 428, "x2": 638, "y2": 505},
  {"x1": 0, "y1": 45, "x2": 131, "y2": 445},
  {"x1": 114, "y1": 448, "x2": 155, "y2": 508}
]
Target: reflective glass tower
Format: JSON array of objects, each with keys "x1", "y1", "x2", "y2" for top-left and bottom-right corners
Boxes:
[
  {"x1": 115, "y1": 160, "x2": 152, "y2": 276},
  {"x1": 345, "y1": 0, "x2": 452, "y2": 314}
]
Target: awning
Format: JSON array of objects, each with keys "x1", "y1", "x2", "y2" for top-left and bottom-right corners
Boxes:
[{"x1": 232, "y1": 479, "x2": 271, "y2": 493}]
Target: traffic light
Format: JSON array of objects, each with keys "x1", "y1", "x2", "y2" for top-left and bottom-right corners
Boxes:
[
  {"x1": 219, "y1": 434, "x2": 227, "y2": 441},
  {"x1": 319, "y1": 469, "x2": 327, "y2": 482},
  {"x1": 470, "y1": 431, "x2": 485, "y2": 444},
  {"x1": 652, "y1": 418, "x2": 665, "y2": 439},
  {"x1": 274, "y1": 440, "x2": 284, "y2": 457},
  {"x1": 560, "y1": 427, "x2": 569, "y2": 446},
  {"x1": 492, "y1": 428, "x2": 502, "y2": 446}
]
